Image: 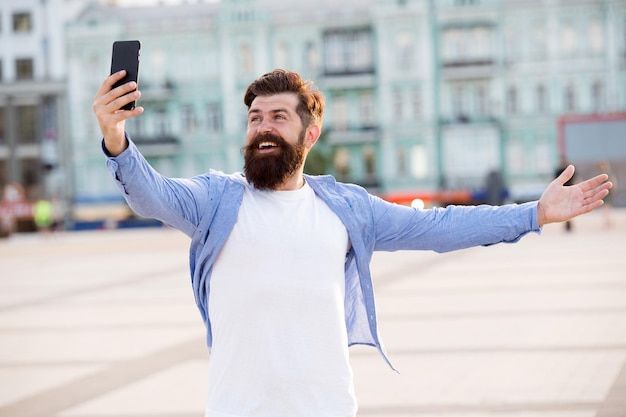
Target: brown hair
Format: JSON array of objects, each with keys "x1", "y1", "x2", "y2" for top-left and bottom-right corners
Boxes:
[{"x1": 244, "y1": 69, "x2": 325, "y2": 128}]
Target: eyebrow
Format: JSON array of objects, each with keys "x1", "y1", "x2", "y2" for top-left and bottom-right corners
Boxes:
[{"x1": 248, "y1": 107, "x2": 291, "y2": 116}]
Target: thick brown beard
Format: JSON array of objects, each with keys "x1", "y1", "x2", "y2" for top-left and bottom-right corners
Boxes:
[{"x1": 243, "y1": 131, "x2": 306, "y2": 190}]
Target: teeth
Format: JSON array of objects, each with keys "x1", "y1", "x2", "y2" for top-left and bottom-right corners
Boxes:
[{"x1": 259, "y1": 142, "x2": 277, "y2": 149}]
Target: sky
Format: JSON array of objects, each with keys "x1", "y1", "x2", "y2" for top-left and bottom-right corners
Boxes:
[{"x1": 109, "y1": 0, "x2": 219, "y2": 5}]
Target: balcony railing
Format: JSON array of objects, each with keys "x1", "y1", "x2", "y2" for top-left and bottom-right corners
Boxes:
[
  {"x1": 325, "y1": 126, "x2": 379, "y2": 145},
  {"x1": 133, "y1": 135, "x2": 180, "y2": 156}
]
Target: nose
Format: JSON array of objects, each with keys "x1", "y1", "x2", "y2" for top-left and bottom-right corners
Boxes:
[{"x1": 257, "y1": 118, "x2": 273, "y2": 133}]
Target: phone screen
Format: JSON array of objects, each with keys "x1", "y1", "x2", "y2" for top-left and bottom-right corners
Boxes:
[{"x1": 110, "y1": 40, "x2": 141, "y2": 110}]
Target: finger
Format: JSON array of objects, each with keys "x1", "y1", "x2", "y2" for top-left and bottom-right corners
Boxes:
[
  {"x1": 113, "y1": 106, "x2": 144, "y2": 123},
  {"x1": 96, "y1": 86, "x2": 139, "y2": 116},
  {"x1": 94, "y1": 75, "x2": 135, "y2": 113},
  {"x1": 579, "y1": 173, "x2": 610, "y2": 192},
  {"x1": 95, "y1": 70, "x2": 126, "y2": 97},
  {"x1": 583, "y1": 185, "x2": 608, "y2": 201},
  {"x1": 579, "y1": 199, "x2": 605, "y2": 215},
  {"x1": 557, "y1": 165, "x2": 575, "y2": 186},
  {"x1": 111, "y1": 89, "x2": 141, "y2": 112},
  {"x1": 583, "y1": 178, "x2": 612, "y2": 194},
  {"x1": 108, "y1": 81, "x2": 138, "y2": 104},
  {"x1": 117, "y1": 105, "x2": 144, "y2": 116}
]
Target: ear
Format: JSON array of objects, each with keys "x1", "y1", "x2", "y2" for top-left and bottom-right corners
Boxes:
[{"x1": 305, "y1": 124, "x2": 321, "y2": 150}]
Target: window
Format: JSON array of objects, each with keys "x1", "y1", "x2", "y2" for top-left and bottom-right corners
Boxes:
[
  {"x1": 323, "y1": 28, "x2": 373, "y2": 75},
  {"x1": 412, "y1": 88, "x2": 422, "y2": 118},
  {"x1": 564, "y1": 84, "x2": 577, "y2": 112},
  {"x1": 411, "y1": 145, "x2": 428, "y2": 179},
  {"x1": 506, "y1": 86, "x2": 518, "y2": 115},
  {"x1": 359, "y1": 91, "x2": 375, "y2": 127},
  {"x1": 182, "y1": 105, "x2": 197, "y2": 135},
  {"x1": 442, "y1": 25, "x2": 493, "y2": 64},
  {"x1": 588, "y1": 20, "x2": 604, "y2": 55},
  {"x1": 561, "y1": 22, "x2": 578, "y2": 57},
  {"x1": 471, "y1": 27, "x2": 492, "y2": 60},
  {"x1": 395, "y1": 32, "x2": 414, "y2": 71},
  {"x1": 363, "y1": 146, "x2": 375, "y2": 177},
  {"x1": 304, "y1": 41, "x2": 319, "y2": 71},
  {"x1": 350, "y1": 31, "x2": 372, "y2": 70},
  {"x1": 393, "y1": 90, "x2": 404, "y2": 121},
  {"x1": 452, "y1": 85, "x2": 467, "y2": 119},
  {"x1": 397, "y1": 148, "x2": 406, "y2": 177},
  {"x1": 531, "y1": 22, "x2": 548, "y2": 60},
  {"x1": 475, "y1": 85, "x2": 487, "y2": 116},
  {"x1": 155, "y1": 108, "x2": 170, "y2": 137},
  {"x1": 275, "y1": 42, "x2": 289, "y2": 70},
  {"x1": 13, "y1": 12, "x2": 32, "y2": 33},
  {"x1": 206, "y1": 103, "x2": 222, "y2": 133},
  {"x1": 326, "y1": 36, "x2": 343, "y2": 72},
  {"x1": 16, "y1": 58, "x2": 34, "y2": 80},
  {"x1": 17, "y1": 105, "x2": 37, "y2": 144},
  {"x1": 442, "y1": 29, "x2": 464, "y2": 62},
  {"x1": 536, "y1": 84, "x2": 548, "y2": 113},
  {"x1": 503, "y1": 26, "x2": 521, "y2": 63},
  {"x1": 622, "y1": 19, "x2": 626, "y2": 65},
  {"x1": 334, "y1": 147, "x2": 350, "y2": 179},
  {"x1": 239, "y1": 44, "x2": 254, "y2": 77},
  {"x1": 332, "y1": 95, "x2": 348, "y2": 131},
  {"x1": 591, "y1": 81, "x2": 604, "y2": 112}
]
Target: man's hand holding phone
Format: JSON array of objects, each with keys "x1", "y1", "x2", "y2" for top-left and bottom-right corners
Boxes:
[
  {"x1": 93, "y1": 40, "x2": 143, "y2": 157},
  {"x1": 93, "y1": 70, "x2": 144, "y2": 157}
]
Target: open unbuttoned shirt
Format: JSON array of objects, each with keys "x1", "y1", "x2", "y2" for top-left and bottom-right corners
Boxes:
[{"x1": 105, "y1": 136, "x2": 541, "y2": 369}]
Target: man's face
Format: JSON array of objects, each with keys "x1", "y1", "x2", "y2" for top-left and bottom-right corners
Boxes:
[{"x1": 243, "y1": 93, "x2": 309, "y2": 190}]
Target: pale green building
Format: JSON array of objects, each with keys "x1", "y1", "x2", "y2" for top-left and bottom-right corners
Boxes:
[{"x1": 65, "y1": 0, "x2": 626, "y2": 221}]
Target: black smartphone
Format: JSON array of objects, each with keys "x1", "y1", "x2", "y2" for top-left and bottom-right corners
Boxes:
[{"x1": 110, "y1": 40, "x2": 141, "y2": 110}]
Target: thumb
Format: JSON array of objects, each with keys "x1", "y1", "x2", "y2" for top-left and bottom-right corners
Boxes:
[{"x1": 557, "y1": 164, "x2": 575, "y2": 186}]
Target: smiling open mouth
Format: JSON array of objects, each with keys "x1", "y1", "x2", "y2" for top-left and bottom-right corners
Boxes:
[{"x1": 258, "y1": 141, "x2": 278, "y2": 150}]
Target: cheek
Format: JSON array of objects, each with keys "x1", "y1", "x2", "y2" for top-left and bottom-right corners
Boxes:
[{"x1": 245, "y1": 128, "x2": 256, "y2": 143}]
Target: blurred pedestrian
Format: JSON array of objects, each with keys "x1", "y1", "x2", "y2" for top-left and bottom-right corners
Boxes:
[
  {"x1": 33, "y1": 199, "x2": 54, "y2": 234},
  {"x1": 485, "y1": 169, "x2": 505, "y2": 205},
  {"x1": 94, "y1": 68, "x2": 612, "y2": 417},
  {"x1": 554, "y1": 156, "x2": 577, "y2": 231},
  {"x1": 598, "y1": 160, "x2": 616, "y2": 229}
]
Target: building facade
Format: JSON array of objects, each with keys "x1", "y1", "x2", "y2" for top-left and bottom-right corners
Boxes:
[
  {"x1": 0, "y1": 0, "x2": 69, "y2": 227},
  {"x1": 0, "y1": 0, "x2": 91, "y2": 230},
  {"x1": 65, "y1": 0, "x2": 626, "y2": 220}
]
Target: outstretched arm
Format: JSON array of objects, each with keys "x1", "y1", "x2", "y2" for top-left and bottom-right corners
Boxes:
[{"x1": 537, "y1": 165, "x2": 612, "y2": 226}]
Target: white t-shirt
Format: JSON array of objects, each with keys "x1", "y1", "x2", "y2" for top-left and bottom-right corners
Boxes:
[{"x1": 205, "y1": 181, "x2": 356, "y2": 417}]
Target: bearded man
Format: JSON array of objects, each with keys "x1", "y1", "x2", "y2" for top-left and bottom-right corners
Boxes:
[{"x1": 93, "y1": 69, "x2": 612, "y2": 417}]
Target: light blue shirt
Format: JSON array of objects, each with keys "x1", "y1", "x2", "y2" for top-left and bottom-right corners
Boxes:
[{"x1": 105, "y1": 136, "x2": 541, "y2": 369}]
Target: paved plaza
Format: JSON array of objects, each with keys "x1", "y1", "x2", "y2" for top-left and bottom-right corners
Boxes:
[{"x1": 0, "y1": 209, "x2": 625, "y2": 417}]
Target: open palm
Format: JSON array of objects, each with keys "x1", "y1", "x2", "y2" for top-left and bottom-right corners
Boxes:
[{"x1": 537, "y1": 165, "x2": 612, "y2": 226}]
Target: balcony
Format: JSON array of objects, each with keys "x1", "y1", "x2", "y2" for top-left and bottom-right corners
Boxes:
[
  {"x1": 138, "y1": 80, "x2": 175, "y2": 102},
  {"x1": 133, "y1": 135, "x2": 180, "y2": 156},
  {"x1": 325, "y1": 126, "x2": 378, "y2": 145},
  {"x1": 441, "y1": 58, "x2": 495, "y2": 80}
]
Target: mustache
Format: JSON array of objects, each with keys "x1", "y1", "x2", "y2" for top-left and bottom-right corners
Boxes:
[{"x1": 242, "y1": 132, "x2": 288, "y2": 153}]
